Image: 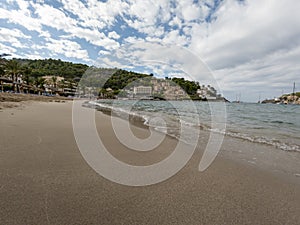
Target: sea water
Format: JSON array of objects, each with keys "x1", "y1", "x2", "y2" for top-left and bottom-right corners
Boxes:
[{"x1": 88, "y1": 100, "x2": 300, "y2": 153}]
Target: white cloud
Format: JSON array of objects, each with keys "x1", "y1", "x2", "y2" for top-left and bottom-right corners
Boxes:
[
  {"x1": 99, "y1": 38, "x2": 120, "y2": 51},
  {"x1": 61, "y1": 0, "x2": 128, "y2": 29},
  {"x1": 181, "y1": 2, "x2": 203, "y2": 21},
  {"x1": 108, "y1": 40, "x2": 214, "y2": 85},
  {"x1": 1, "y1": 0, "x2": 122, "y2": 52},
  {"x1": 162, "y1": 30, "x2": 189, "y2": 46},
  {"x1": 45, "y1": 38, "x2": 89, "y2": 60},
  {"x1": 0, "y1": 27, "x2": 30, "y2": 48},
  {"x1": 0, "y1": 3, "x2": 43, "y2": 33},
  {"x1": 0, "y1": 43, "x2": 17, "y2": 54},
  {"x1": 214, "y1": 45, "x2": 300, "y2": 101},
  {"x1": 60, "y1": 0, "x2": 107, "y2": 29},
  {"x1": 127, "y1": 0, "x2": 160, "y2": 26},
  {"x1": 33, "y1": 1, "x2": 121, "y2": 50},
  {"x1": 98, "y1": 50, "x2": 111, "y2": 55},
  {"x1": 123, "y1": 0, "x2": 171, "y2": 36},
  {"x1": 169, "y1": 16, "x2": 182, "y2": 28},
  {"x1": 23, "y1": 53, "x2": 44, "y2": 60},
  {"x1": 32, "y1": 2, "x2": 78, "y2": 31},
  {"x1": 185, "y1": 0, "x2": 300, "y2": 101},
  {"x1": 108, "y1": 31, "x2": 120, "y2": 39},
  {"x1": 96, "y1": 57, "x2": 133, "y2": 69},
  {"x1": 191, "y1": 0, "x2": 300, "y2": 69}
]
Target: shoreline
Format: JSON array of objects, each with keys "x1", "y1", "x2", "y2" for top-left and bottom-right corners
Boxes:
[
  {"x1": 86, "y1": 100, "x2": 300, "y2": 181},
  {"x1": 90, "y1": 101, "x2": 300, "y2": 180},
  {"x1": 0, "y1": 101, "x2": 299, "y2": 224},
  {"x1": 88, "y1": 100, "x2": 300, "y2": 152}
]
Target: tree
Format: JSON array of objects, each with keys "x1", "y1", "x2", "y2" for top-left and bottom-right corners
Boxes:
[
  {"x1": 0, "y1": 53, "x2": 11, "y2": 58},
  {"x1": 21, "y1": 66, "x2": 32, "y2": 84},
  {"x1": 34, "y1": 77, "x2": 46, "y2": 95},
  {"x1": 20, "y1": 66, "x2": 33, "y2": 93},
  {"x1": 51, "y1": 76, "x2": 57, "y2": 88},
  {"x1": 51, "y1": 76, "x2": 58, "y2": 93},
  {"x1": 0, "y1": 54, "x2": 7, "y2": 75},
  {"x1": 5, "y1": 60, "x2": 22, "y2": 92},
  {"x1": 58, "y1": 79, "x2": 66, "y2": 94},
  {"x1": 0, "y1": 67, "x2": 4, "y2": 76}
]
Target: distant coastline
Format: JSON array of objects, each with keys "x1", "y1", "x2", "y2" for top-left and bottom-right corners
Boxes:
[{"x1": 261, "y1": 92, "x2": 300, "y2": 105}]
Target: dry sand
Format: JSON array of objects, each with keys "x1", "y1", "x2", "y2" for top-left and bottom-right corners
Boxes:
[
  {"x1": 0, "y1": 100, "x2": 299, "y2": 225},
  {"x1": 0, "y1": 92, "x2": 70, "y2": 110}
]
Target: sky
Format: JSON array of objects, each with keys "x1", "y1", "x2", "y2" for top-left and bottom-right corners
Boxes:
[{"x1": 0, "y1": 0, "x2": 299, "y2": 102}]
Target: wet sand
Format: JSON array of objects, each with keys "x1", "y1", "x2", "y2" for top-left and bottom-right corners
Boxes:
[{"x1": 0, "y1": 101, "x2": 299, "y2": 224}]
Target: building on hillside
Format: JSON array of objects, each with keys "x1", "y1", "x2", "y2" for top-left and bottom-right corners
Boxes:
[
  {"x1": 42, "y1": 76, "x2": 78, "y2": 96},
  {"x1": 133, "y1": 86, "x2": 152, "y2": 96},
  {"x1": 197, "y1": 85, "x2": 217, "y2": 99},
  {"x1": 163, "y1": 86, "x2": 188, "y2": 100},
  {"x1": 42, "y1": 76, "x2": 65, "y2": 82}
]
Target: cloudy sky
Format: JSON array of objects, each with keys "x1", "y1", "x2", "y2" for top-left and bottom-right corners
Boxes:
[{"x1": 1, "y1": 0, "x2": 299, "y2": 102}]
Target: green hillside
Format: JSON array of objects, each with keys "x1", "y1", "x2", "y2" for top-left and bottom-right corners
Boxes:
[
  {"x1": 0, "y1": 57, "x2": 215, "y2": 99},
  {"x1": 16, "y1": 58, "x2": 89, "y2": 79}
]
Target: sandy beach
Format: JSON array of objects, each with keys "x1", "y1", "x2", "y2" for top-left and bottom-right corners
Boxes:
[{"x1": 0, "y1": 99, "x2": 300, "y2": 225}]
